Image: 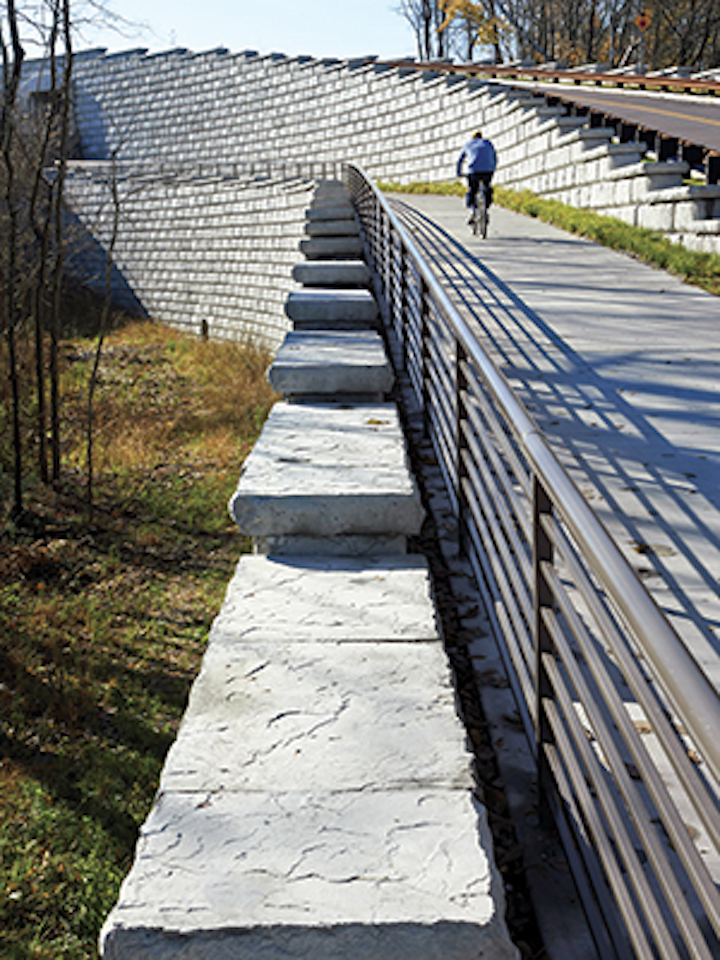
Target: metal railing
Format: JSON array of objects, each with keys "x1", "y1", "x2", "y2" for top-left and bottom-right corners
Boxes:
[
  {"x1": 376, "y1": 58, "x2": 720, "y2": 96},
  {"x1": 345, "y1": 162, "x2": 720, "y2": 960}
]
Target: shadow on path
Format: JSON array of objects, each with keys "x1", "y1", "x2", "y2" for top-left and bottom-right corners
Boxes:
[{"x1": 391, "y1": 197, "x2": 720, "y2": 688}]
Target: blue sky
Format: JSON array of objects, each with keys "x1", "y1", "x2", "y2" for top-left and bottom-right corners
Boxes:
[{"x1": 77, "y1": 0, "x2": 418, "y2": 61}]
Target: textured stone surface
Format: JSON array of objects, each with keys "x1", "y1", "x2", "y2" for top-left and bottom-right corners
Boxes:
[
  {"x1": 293, "y1": 259, "x2": 370, "y2": 287},
  {"x1": 267, "y1": 330, "x2": 394, "y2": 397},
  {"x1": 98, "y1": 539, "x2": 522, "y2": 959},
  {"x1": 100, "y1": 789, "x2": 517, "y2": 960},
  {"x1": 228, "y1": 403, "x2": 424, "y2": 538},
  {"x1": 285, "y1": 288, "x2": 378, "y2": 323},
  {"x1": 159, "y1": 640, "x2": 471, "y2": 793},
  {"x1": 210, "y1": 554, "x2": 440, "y2": 644}
]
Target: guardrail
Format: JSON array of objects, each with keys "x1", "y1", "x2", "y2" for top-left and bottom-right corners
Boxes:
[
  {"x1": 377, "y1": 58, "x2": 720, "y2": 96},
  {"x1": 344, "y1": 161, "x2": 720, "y2": 960}
]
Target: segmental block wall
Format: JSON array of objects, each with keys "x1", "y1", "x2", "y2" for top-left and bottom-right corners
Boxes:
[
  {"x1": 65, "y1": 166, "x2": 314, "y2": 347},
  {"x1": 45, "y1": 46, "x2": 720, "y2": 339}
]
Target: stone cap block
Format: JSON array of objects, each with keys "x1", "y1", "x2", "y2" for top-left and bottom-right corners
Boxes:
[
  {"x1": 305, "y1": 218, "x2": 359, "y2": 237},
  {"x1": 100, "y1": 789, "x2": 517, "y2": 960},
  {"x1": 285, "y1": 288, "x2": 378, "y2": 323},
  {"x1": 291, "y1": 316, "x2": 379, "y2": 332},
  {"x1": 300, "y1": 235, "x2": 364, "y2": 260},
  {"x1": 253, "y1": 533, "x2": 406, "y2": 556},
  {"x1": 210, "y1": 554, "x2": 440, "y2": 643},
  {"x1": 159, "y1": 640, "x2": 472, "y2": 793},
  {"x1": 292, "y1": 260, "x2": 370, "y2": 288},
  {"x1": 306, "y1": 203, "x2": 355, "y2": 221},
  {"x1": 228, "y1": 402, "x2": 424, "y2": 539},
  {"x1": 312, "y1": 178, "x2": 350, "y2": 200},
  {"x1": 267, "y1": 330, "x2": 393, "y2": 397}
]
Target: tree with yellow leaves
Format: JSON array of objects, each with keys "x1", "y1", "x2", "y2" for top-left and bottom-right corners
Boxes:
[{"x1": 438, "y1": 0, "x2": 507, "y2": 60}]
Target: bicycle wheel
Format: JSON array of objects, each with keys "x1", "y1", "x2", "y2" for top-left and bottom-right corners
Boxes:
[
  {"x1": 468, "y1": 202, "x2": 478, "y2": 235},
  {"x1": 477, "y1": 190, "x2": 488, "y2": 239}
]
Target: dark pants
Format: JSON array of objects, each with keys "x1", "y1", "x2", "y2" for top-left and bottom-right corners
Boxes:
[{"x1": 467, "y1": 171, "x2": 494, "y2": 208}]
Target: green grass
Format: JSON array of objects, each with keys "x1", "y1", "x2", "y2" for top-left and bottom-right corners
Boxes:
[
  {"x1": 378, "y1": 180, "x2": 720, "y2": 296},
  {"x1": 0, "y1": 320, "x2": 277, "y2": 957}
]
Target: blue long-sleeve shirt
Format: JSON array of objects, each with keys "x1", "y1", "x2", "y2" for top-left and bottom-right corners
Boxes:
[{"x1": 456, "y1": 138, "x2": 497, "y2": 176}]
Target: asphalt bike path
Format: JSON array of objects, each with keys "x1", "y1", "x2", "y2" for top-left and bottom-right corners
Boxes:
[{"x1": 388, "y1": 193, "x2": 720, "y2": 694}]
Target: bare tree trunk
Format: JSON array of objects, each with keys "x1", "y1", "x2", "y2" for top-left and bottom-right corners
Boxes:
[
  {"x1": 422, "y1": 0, "x2": 433, "y2": 57},
  {"x1": 50, "y1": 0, "x2": 73, "y2": 487},
  {"x1": 29, "y1": 10, "x2": 62, "y2": 486},
  {"x1": 2, "y1": 0, "x2": 26, "y2": 518}
]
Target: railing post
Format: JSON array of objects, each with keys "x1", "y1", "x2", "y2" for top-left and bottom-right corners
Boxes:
[
  {"x1": 533, "y1": 474, "x2": 555, "y2": 822},
  {"x1": 456, "y1": 339, "x2": 468, "y2": 550}
]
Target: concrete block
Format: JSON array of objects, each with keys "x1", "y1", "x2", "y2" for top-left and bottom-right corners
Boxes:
[
  {"x1": 254, "y1": 532, "x2": 408, "y2": 556},
  {"x1": 638, "y1": 202, "x2": 675, "y2": 231},
  {"x1": 209, "y1": 554, "x2": 439, "y2": 643},
  {"x1": 228, "y1": 402, "x2": 424, "y2": 540},
  {"x1": 159, "y1": 639, "x2": 471, "y2": 793},
  {"x1": 300, "y1": 235, "x2": 365, "y2": 259},
  {"x1": 286, "y1": 288, "x2": 378, "y2": 324},
  {"x1": 312, "y1": 179, "x2": 350, "y2": 202},
  {"x1": 100, "y1": 789, "x2": 517, "y2": 960},
  {"x1": 306, "y1": 203, "x2": 356, "y2": 221},
  {"x1": 292, "y1": 259, "x2": 370, "y2": 287},
  {"x1": 641, "y1": 161, "x2": 688, "y2": 196},
  {"x1": 305, "y1": 218, "x2": 359, "y2": 236},
  {"x1": 267, "y1": 330, "x2": 394, "y2": 398}
]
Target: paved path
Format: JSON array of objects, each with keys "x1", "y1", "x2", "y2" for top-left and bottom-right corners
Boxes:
[{"x1": 390, "y1": 193, "x2": 720, "y2": 692}]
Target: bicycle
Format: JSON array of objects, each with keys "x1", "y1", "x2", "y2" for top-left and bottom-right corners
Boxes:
[{"x1": 469, "y1": 181, "x2": 489, "y2": 239}]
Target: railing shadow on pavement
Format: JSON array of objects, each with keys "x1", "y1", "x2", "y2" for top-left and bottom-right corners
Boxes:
[
  {"x1": 386, "y1": 198, "x2": 720, "y2": 695},
  {"x1": 344, "y1": 162, "x2": 720, "y2": 960}
]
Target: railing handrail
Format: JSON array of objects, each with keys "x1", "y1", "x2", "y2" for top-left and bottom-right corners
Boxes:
[
  {"x1": 345, "y1": 159, "x2": 720, "y2": 790},
  {"x1": 375, "y1": 58, "x2": 720, "y2": 96}
]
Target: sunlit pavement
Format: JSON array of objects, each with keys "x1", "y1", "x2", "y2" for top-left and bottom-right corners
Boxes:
[{"x1": 390, "y1": 193, "x2": 720, "y2": 694}]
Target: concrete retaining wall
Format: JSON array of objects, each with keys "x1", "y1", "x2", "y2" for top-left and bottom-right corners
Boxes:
[
  {"x1": 64, "y1": 165, "x2": 315, "y2": 347},
  {"x1": 44, "y1": 48, "x2": 719, "y2": 338}
]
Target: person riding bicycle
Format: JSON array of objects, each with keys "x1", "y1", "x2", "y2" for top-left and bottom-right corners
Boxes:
[{"x1": 456, "y1": 130, "x2": 497, "y2": 222}]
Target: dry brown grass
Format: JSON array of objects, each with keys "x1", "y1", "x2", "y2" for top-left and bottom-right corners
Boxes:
[{"x1": 0, "y1": 319, "x2": 278, "y2": 958}]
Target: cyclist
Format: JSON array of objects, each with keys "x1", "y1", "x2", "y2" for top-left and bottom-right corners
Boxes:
[{"x1": 456, "y1": 130, "x2": 497, "y2": 223}]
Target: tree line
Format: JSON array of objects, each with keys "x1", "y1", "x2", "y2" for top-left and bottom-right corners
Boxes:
[{"x1": 396, "y1": 0, "x2": 720, "y2": 71}]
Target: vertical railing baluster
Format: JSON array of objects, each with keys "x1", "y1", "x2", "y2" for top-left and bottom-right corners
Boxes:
[
  {"x1": 420, "y1": 278, "x2": 431, "y2": 437},
  {"x1": 533, "y1": 474, "x2": 555, "y2": 822},
  {"x1": 383, "y1": 211, "x2": 392, "y2": 307},
  {"x1": 456, "y1": 339, "x2": 468, "y2": 550},
  {"x1": 398, "y1": 246, "x2": 409, "y2": 373}
]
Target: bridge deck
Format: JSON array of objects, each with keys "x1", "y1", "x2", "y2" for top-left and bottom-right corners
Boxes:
[{"x1": 390, "y1": 193, "x2": 720, "y2": 694}]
